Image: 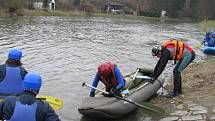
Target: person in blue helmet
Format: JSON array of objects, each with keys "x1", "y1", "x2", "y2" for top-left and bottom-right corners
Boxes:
[
  {"x1": 89, "y1": 62, "x2": 125, "y2": 97},
  {"x1": 0, "y1": 48, "x2": 28, "y2": 98},
  {"x1": 202, "y1": 32, "x2": 215, "y2": 47},
  {"x1": 0, "y1": 72, "x2": 61, "y2": 121}
]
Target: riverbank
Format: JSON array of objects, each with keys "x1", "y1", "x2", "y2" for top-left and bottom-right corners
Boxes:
[
  {"x1": 0, "y1": 9, "x2": 186, "y2": 22},
  {"x1": 149, "y1": 57, "x2": 215, "y2": 121},
  {"x1": 199, "y1": 20, "x2": 215, "y2": 32}
]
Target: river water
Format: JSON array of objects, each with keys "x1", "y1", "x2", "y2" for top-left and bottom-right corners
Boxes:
[{"x1": 0, "y1": 16, "x2": 207, "y2": 121}]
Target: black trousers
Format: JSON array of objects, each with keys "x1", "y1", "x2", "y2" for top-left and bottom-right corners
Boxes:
[{"x1": 173, "y1": 51, "x2": 195, "y2": 95}]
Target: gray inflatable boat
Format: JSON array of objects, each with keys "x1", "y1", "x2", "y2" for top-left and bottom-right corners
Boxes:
[{"x1": 78, "y1": 68, "x2": 164, "y2": 119}]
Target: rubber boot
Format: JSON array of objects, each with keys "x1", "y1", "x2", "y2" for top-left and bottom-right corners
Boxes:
[{"x1": 173, "y1": 70, "x2": 181, "y2": 97}]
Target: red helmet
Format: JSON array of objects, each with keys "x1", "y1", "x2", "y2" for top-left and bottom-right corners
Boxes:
[{"x1": 98, "y1": 63, "x2": 112, "y2": 77}]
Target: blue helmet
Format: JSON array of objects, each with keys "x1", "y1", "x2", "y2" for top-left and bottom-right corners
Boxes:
[
  {"x1": 23, "y1": 72, "x2": 42, "y2": 92},
  {"x1": 8, "y1": 48, "x2": 22, "y2": 61}
]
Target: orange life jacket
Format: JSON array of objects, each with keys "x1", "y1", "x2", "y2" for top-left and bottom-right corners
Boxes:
[
  {"x1": 162, "y1": 39, "x2": 185, "y2": 61},
  {"x1": 99, "y1": 62, "x2": 118, "y2": 86}
]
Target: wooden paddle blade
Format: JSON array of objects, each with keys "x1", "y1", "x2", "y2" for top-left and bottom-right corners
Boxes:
[
  {"x1": 141, "y1": 101, "x2": 164, "y2": 115},
  {"x1": 37, "y1": 95, "x2": 63, "y2": 111},
  {"x1": 139, "y1": 102, "x2": 164, "y2": 119}
]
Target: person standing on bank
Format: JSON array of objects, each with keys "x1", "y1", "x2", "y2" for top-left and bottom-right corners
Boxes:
[
  {"x1": 0, "y1": 72, "x2": 61, "y2": 121},
  {"x1": 89, "y1": 62, "x2": 125, "y2": 97},
  {"x1": 150, "y1": 39, "x2": 195, "y2": 98},
  {"x1": 0, "y1": 48, "x2": 28, "y2": 98}
]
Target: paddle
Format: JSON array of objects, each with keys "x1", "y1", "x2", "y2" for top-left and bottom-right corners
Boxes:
[
  {"x1": 0, "y1": 95, "x2": 63, "y2": 111},
  {"x1": 126, "y1": 68, "x2": 140, "y2": 90},
  {"x1": 37, "y1": 95, "x2": 63, "y2": 111},
  {"x1": 82, "y1": 82, "x2": 164, "y2": 116},
  {"x1": 135, "y1": 75, "x2": 154, "y2": 80}
]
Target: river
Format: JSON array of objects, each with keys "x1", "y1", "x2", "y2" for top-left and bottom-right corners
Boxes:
[{"x1": 0, "y1": 16, "x2": 206, "y2": 121}]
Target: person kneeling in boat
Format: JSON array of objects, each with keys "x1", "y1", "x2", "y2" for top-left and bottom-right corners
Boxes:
[
  {"x1": 0, "y1": 48, "x2": 28, "y2": 98},
  {"x1": 89, "y1": 62, "x2": 125, "y2": 97},
  {"x1": 150, "y1": 39, "x2": 195, "y2": 98},
  {"x1": 0, "y1": 72, "x2": 61, "y2": 121},
  {"x1": 202, "y1": 32, "x2": 215, "y2": 47}
]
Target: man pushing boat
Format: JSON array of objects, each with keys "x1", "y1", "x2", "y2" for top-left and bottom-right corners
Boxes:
[{"x1": 150, "y1": 39, "x2": 195, "y2": 98}]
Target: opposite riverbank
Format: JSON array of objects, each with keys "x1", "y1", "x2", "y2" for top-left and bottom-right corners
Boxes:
[{"x1": 0, "y1": 9, "x2": 189, "y2": 22}]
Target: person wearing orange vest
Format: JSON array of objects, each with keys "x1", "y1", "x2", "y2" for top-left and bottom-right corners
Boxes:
[
  {"x1": 89, "y1": 62, "x2": 125, "y2": 97},
  {"x1": 150, "y1": 39, "x2": 195, "y2": 98}
]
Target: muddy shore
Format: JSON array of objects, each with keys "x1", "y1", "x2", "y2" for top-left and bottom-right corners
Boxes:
[{"x1": 149, "y1": 57, "x2": 215, "y2": 120}]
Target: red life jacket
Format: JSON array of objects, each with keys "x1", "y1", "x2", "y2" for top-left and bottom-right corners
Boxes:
[{"x1": 99, "y1": 62, "x2": 118, "y2": 86}]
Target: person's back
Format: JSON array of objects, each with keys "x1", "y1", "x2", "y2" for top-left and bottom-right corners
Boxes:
[
  {"x1": 0, "y1": 48, "x2": 27, "y2": 98},
  {"x1": 204, "y1": 32, "x2": 215, "y2": 47},
  {"x1": 0, "y1": 72, "x2": 61, "y2": 121},
  {"x1": 210, "y1": 32, "x2": 215, "y2": 47},
  {"x1": 206, "y1": 38, "x2": 215, "y2": 47}
]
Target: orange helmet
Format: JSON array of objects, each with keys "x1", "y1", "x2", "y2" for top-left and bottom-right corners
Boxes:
[{"x1": 98, "y1": 63, "x2": 112, "y2": 77}]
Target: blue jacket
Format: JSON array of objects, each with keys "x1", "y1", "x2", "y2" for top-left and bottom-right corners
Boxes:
[
  {"x1": 91, "y1": 65, "x2": 125, "y2": 93},
  {"x1": 0, "y1": 64, "x2": 27, "y2": 82},
  {"x1": 204, "y1": 32, "x2": 215, "y2": 47},
  {"x1": 0, "y1": 64, "x2": 27, "y2": 97},
  {"x1": 0, "y1": 92, "x2": 61, "y2": 121}
]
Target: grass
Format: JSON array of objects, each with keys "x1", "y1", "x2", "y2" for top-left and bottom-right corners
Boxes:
[
  {"x1": 199, "y1": 19, "x2": 215, "y2": 32},
  {"x1": 22, "y1": 9, "x2": 87, "y2": 17},
  {"x1": 22, "y1": 9, "x2": 161, "y2": 20},
  {"x1": 0, "y1": 9, "x2": 183, "y2": 22}
]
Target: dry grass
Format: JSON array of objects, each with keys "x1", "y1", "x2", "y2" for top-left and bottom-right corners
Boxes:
[{"x1": 199, "y1": 20, "x2": 215, "y2": 32}]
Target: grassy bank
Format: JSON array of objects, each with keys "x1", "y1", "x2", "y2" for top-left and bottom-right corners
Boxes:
[
  {"x1": 22, "y1": 9, "x2": 166, "y2": 20},
  {"x1": 22, "y1": 9, "x2": 88, "y2": 17},
  {"x1": 0, "y1": 9, "x2": 183, "y2": 22},
  {"x1": 199, "y1": 19, "x2": 215, "y2": 32}
]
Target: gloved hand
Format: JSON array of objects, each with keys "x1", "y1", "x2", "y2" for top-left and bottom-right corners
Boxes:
[
  {"x1": 103, "y1": 93, "x2": 113, "y2": 97},
  {"x1": 110, "y1": 88, "x2": 120, "y2": 96},
  {"x1": 102, "y1": 89, "x2": 121, "y2": 97},
  {"x1": 147, "y1": 77, "x2": 155, "y2": 84},
  {"x1": 89, "y1": 91, "x2": 95, "y2": 97}
]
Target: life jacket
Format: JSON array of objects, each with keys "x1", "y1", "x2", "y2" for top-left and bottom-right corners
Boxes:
[
  {"x1": 162, "y1": 39, "x2": 185, "y2": 63},
  {"x1": 8, "y1": 101, "x2": 37, "y2": 121},
  {"x1": 99, "y1": 62, "x2": 118, "y2": 86},
  {"x1": 0, "y1": 66, "x2": 24, "y2": 97}
]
